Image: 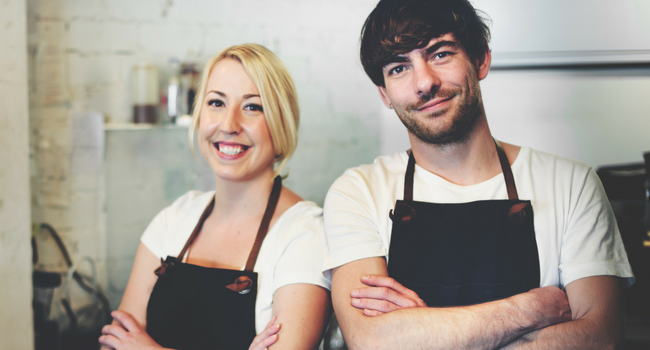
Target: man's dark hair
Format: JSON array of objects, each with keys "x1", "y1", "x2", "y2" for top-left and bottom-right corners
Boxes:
[{"x1": 360, "y1": 0, "x2": 491, "y2": 86}]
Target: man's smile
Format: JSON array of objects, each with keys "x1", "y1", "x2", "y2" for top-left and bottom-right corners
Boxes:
[{"x1": 413, "y1": 95, "x2": 455, "y2": 112}]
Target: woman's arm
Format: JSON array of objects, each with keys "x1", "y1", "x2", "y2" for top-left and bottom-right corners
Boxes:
[
  {"x1": 269, "y1": 284, "x2": 332, "y2": 350},
  {"x1": 100, "y1": 243, "x2": 161, "y2": 349},
  {"x1": 117, "y1": 243, "x2": 161, "y2": 326},
  {"x1": 100, "y1": 310, "x2": 172, "y2": 350}
]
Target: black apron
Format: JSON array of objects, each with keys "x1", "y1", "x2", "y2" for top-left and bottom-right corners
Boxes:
[
  {"x1": 387, "y1": 141, "x2": 540, "y2": 307},
  {"x1": 146, "y1": 176, "x2": 282, "y2": 350}
]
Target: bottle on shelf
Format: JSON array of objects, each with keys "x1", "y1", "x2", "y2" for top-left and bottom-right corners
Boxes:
[{"x1": 132, "y1": 59, "x2": 159, "y2": 124}]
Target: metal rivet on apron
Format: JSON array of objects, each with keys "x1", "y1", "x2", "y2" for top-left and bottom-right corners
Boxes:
[
  {"x1": 389, "y1": 203, "x2": 417, "y2": 223},
  {"x1": 154, "y1": 258, "x2": 175, "y2": 277},
  {"x1": 507, "y1": 203, "x2": 529, "y2": 224},
  {"x1": 226, "y1": 276, "x2": 253, "y2": 294}
]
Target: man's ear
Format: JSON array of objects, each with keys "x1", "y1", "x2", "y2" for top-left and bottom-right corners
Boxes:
[
  {"x1": 476, "y1": 48, "x2": 492, "y2": 80},
  {"x1": 378, "y1": 85, "x2": 392, "y2": 109}
]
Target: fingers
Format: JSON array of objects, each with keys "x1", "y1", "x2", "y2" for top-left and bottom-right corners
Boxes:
[
  {"x1": 352, "y1": 286, "x2": 423, "y2": 309},
  {"x1": 102, "y1": 323, "x2": 129, "y2": 340},
  {"x1": 250, "y1": 333, "x2": 279, "y2": 350},
  {"x1": 248, "y1": 317, "x2": 281, "y2": 350},
  {"x1": 361, "y1": 275, "x2": 406, "y2": 292},
  {"x1": 265, "y1": 316, "x2": 276, "y2": 329},
  {"x1": 360, "y1": 275, "x2": 426, "y2": 307},
  {"x1": 111, "y1": 310, "x2": 142, "y2": 333},
  {"x1": 351, "y1": 295, "x2": 401, "y2": 313},
  {"x1": 352, "y1": 275, "x2": 426, "y2": 315},
  {"x1": 362, "y1": 308, "x2": 385, "y2": 317},
  {"x1": 98, "y1": 334, "x2": 120, "y2": 349}
]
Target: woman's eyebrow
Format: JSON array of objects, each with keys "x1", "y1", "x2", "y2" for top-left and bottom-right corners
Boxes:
[
  {"x1": 206, "y1": 90, "x2": 226, "y2": 97},
  {"x1": 206, "y1": 91, "x2": 260, "y2": 99}
]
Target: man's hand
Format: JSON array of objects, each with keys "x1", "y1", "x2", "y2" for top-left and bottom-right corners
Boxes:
[
  {"x1": 99, "y1": 310, "x2": 168, "y2": 350},
  {"x1": 350, "y1": 274, "x2": 426, "y2": 317},
  {"x1": 248, "y1": 317, "x2": 281, "y2": 350}
]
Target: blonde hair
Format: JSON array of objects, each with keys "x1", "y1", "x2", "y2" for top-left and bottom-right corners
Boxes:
[{"x1": 189, "y1": 44, "x2": 300, "y2": 178}]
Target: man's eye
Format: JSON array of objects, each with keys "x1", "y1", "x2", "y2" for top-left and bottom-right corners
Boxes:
[
  {"x1": 208, "y1": 99, "x2": 224, "y2": 107},
  {"x1": 434, "y1": 52, "x2": 451, "y2": 60},
  {"x1": 389, "y1": 65, "x2": 405, "y2": 75},
  {"x1": 244, "y1": 104, "x2": 264, "y2": 112}
]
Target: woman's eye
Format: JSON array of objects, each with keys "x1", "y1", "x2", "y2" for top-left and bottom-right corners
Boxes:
[
  {"x1": 208, "y1": 99, "x2": 224, "y2": 107},
  {"x1": 244, "y1": 104, "x2": 264, "y2": 112}
]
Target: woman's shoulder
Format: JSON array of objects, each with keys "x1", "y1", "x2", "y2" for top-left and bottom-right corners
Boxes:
[
  {"x1": 273, "y1": 186, "x2": 320, "y2": 220},
  {"x1": 282, "y1": 200, "x2": 323, "y2": 219},
  {"x1": 150, "y1": 190, "x2": 215, "y2": 232},
  {"x1": 165, "y1": 190, "x2": 215, "y2": 217},
  {"x1": 271, "y1": 200, "x2": 323, "y2": 237},
  {"x1": 141, "y1": 190, "x2": 214, "y2": 258},
  {"x1": 275, "y1": 186, "x2": 303, "y2": 212}
]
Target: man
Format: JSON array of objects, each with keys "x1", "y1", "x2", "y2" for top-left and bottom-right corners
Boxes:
[{"x1": 323, "y1": 0, "x2": 635, "y2": 349}]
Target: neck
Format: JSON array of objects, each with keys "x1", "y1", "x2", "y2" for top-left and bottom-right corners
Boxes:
[
  {"x1": 409, "y1": 115, "x2": 500, "y2": 186},
  {"x1": 212, "y1": 169, "x2": 276, "y2": 220}
]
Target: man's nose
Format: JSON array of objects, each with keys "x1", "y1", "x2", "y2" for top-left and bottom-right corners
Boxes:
[{"x1": 414, "y1": 64, "x2": 441, "y2": 97}]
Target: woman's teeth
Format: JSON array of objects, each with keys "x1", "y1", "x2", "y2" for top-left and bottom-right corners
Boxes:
[{"x1": 218, "y1": 144, "x2": 246, "y2": 155}]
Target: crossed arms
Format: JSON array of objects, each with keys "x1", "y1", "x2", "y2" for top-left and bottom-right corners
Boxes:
[
  {"x1": 100, "y1": 243, "x2": 330, "y2": 350},
  {"x1": 332, "y1": 256, "x2": 624, "y2": 350}
]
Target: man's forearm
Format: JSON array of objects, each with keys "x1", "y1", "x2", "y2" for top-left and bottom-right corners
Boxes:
[
  {"x1": 500, "y1": 276, "x2": 626, "y2": 350},
  {"x1": 333, "y1": 258, "x2": 571, "y2": 350},
  {"x1": 344, "y1": 299, "x2": 527, "y2": 350},
  {"x1": 338, "y1": 288, "x2": 570, "y2": 350},
  {"x1": 500, "y1": 317, "x2": 623, "y2": 350}
]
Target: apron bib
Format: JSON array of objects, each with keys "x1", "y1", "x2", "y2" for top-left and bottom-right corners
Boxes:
[
  {"x1": 146, "y1": 176, "x2": 282, "y2": 349},
  {"x1": 387, "y1": 141, "x2": 540, "y2": 307}
]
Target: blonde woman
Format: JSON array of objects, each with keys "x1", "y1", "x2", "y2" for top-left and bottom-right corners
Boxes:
[{"x1": 100, "y1": 44, "x2": 331, "y2": 350}]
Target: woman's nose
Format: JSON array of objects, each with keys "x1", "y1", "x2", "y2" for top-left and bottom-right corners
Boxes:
[{"x1": 219, "y1": 107, "x2": 242, "y2": 135}]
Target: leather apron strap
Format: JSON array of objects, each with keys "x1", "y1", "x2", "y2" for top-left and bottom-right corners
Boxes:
[
  {"x1": 404, "y1": 140, "x2": 527, "y2": 224},
  {"x1": 494, "y1": 139, "x2": 519, "y2": 200},
  {"x1": 405, "y1": 139, "x2": 518, "y2": 201},
  {"x1": 245, "y1": 175, "x2": 282, "y2": 271},
  {"x1": 156, "y1": 175, "x2": 282, "y2": 275}
]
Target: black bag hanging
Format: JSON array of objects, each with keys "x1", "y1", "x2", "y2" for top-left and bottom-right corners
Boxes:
[{"x1": 32, "y1": 223, "x2": 112, "y2": 350}]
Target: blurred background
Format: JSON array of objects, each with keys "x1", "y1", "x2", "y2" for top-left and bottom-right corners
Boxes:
[{"x1": 1, "y1": 0, "x2": 649, "y2": 349}]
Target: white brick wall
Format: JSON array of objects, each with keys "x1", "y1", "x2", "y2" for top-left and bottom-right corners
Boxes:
[{"x1": 0, "y1": 0, "x2": 34, "y2": 348}]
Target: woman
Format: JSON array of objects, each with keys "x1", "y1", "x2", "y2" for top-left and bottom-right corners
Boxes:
[{"x1": 100, "y1": 44, "x2": 331, "y2": 350}]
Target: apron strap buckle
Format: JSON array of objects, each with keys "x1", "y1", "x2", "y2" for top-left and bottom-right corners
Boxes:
[
  {"x1": 154, "y1": 257, "x2": 175, "y2": 277},
  {"x1": 389, "y1": 202, "x2": 417, "y2": 224},
  {"x1": 226, "y1": 276, "x2": 253, "y2": 295},
  {"x1": 508, "y1": 202, "x2": 529, "y2": 224}
]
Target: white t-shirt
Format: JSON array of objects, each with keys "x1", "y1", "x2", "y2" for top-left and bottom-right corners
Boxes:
[
  {"x1": 323, "y1": 147, "x2": 634, "y2": 288},
  {"x1": 141, "y1": 190, "x2": 331, "y2": 333}
]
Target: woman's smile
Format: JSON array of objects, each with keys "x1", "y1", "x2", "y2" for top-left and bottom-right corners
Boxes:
[{"x1": 214, "y1": 141, "x2": 251, "y2": 158}]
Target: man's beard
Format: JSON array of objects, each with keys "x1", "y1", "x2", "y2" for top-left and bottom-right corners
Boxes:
[{"x1": 395, "y1": 84, "x2": 481, "y2": 146}]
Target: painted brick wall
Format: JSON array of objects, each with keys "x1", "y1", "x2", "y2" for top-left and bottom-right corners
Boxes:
[{"x1": 0, "y1": 0, "x2": 34, "y2": 348}]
